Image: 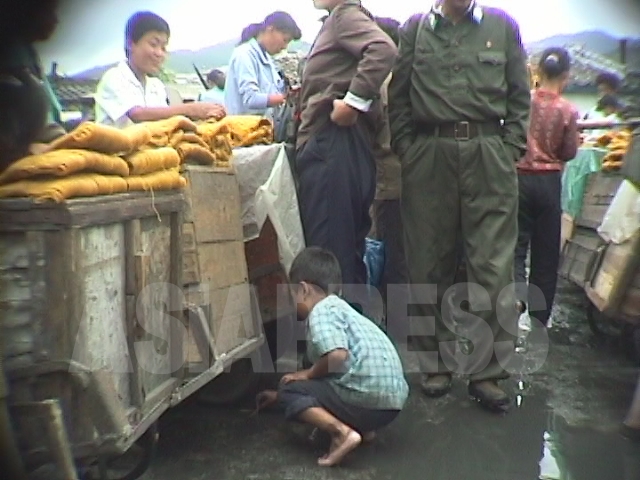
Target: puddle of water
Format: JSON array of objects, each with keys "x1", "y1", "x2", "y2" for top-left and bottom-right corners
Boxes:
[{"x1": 371, "y1": 379, "x2": 640, "y2": 480}]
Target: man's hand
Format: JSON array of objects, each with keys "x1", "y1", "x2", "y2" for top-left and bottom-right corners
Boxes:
[
  {"x1": 185, "y1": 102, "x2": 226, "y2": 120},
  {"x1": 268, "y1": 94, "x2": 286, "y2": 107},
  {"x1": 330, "y1": 99, "x2": 358, "y2": 127},
  {"x1": 280, "y1": 369, "x2": 311, "y2": 385}
]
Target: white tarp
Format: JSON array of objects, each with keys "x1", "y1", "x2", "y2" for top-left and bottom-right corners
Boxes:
[
  {"x1": 597, "y1": 179, "x2": 640, "y2": 244},
  {"x1": 231, "y1": 144, "x2": 305, "y2": 272}
]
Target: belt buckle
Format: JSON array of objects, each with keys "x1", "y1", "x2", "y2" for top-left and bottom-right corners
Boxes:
[{"x1": 454, "y1": 121, "x2": 470, "y2": 141}]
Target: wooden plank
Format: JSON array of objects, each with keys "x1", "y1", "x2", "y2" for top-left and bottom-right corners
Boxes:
[
  {"x1": 208, "y1": 284, "x2": 255, "y2": 356},
  {"x1": 0, "y1": 192, "x2": 185, "y2": 230},
  {"x1": 169, "y1": 210, "x2": 184, "y2": 378},
  {"x1": 182, "y1": 222, "x2": 200, "y2": 286},
  {"x1": 182, "y1": 166, "x2": 243, "y2": 243},
  {"x1": 197, "y1": 241, "x2": 248, "y2": 292},
  {"x1": 124, "y1": 219, "x2": 142, "y2": 296},
  {"x1": 26, "y1": 231, "x2": 47, "y2": 362},
  {"x1": 126, "y1": 295, "x2": 144, "y2": 407},
  {"x1": 576, "y1": 172, "x2": 624, "y2": 229},
  {"x1": 559, "y1": 227, "x2": 603, "y2": 287}
]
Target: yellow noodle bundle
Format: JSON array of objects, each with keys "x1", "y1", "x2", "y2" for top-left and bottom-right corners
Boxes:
[
  {"x1": 0, "y1": 174, "x2": 129, "y2": 203},
  {"x1": 175, "y1": 143, "x2": 217, "y2": 166},
  {"x1": 126, "y1": 168, "x2": 187, "y2": 192},
  {"x1": 602, "y1": 150, "x2": 626, "y2": 163},
  {"x1": 125, "y1": 147, "x2": 181, "y2": 175},
  {"x1": 0, "y1": 149, "x2": 130, "y2": 185},
  {"x1": 198, "y1": 116, "x2": 273, "y2": 148},
  {"x1": 51, "y1": 122, "x2": 152, "y2": 155}
]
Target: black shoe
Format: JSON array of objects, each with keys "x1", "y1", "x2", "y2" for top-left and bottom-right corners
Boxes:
[
  {"x1": 468, "y1": 381, "x2": 511, "y2": 413},
  {"x1": 420, "y1": 374, "x2": 452, "y2": 398}
]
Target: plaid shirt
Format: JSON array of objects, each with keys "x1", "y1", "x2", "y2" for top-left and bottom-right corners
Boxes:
[{"x1": 306, "y1": 295, "x2": 409, "y2": 410}]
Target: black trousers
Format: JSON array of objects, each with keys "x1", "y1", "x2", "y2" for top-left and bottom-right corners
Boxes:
[
  {"x1": 514, "y1": 172, "x2": 562, "y2": 325},
  {"x1": 278, "y1": 380, "x2": 400, "y2": 434},
  {"x1": 296, "y1": 123, "x2": 376, "y2": 288}
]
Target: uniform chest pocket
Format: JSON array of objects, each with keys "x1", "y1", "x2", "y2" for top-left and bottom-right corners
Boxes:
[{"x1": 475, "y1": 51, "x2": 507, "y2": 92}]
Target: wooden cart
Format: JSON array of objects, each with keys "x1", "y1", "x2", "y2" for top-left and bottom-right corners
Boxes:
[
  {"x1": 560, "y1": 136, "x2": 640, "y2": 361},
  {"x1": 0, "y1": 185, "x2": 264, "y2": 478}
]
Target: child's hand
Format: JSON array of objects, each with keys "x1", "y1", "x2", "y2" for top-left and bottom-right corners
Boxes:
[{"x1": 280, "y1": 370, "x2": 310, "y2": 385}]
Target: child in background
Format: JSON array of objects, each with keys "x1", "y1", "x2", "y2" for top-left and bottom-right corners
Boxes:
[
  {"x1": 95, "y1": 11, "x2": 225, "y2": 128},
  {"x1": 257, "y1": 247, "x2": 408, "y2": 467}
]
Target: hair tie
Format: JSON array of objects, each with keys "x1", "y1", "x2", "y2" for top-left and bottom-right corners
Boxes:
[{"x1": 545, "y1": 54, "x2": 560, "y2": 65}]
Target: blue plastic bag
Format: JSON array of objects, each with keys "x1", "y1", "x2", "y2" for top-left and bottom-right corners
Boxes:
[{"x1": 364, "y1": 237, "x2": 385, "y2": 288}]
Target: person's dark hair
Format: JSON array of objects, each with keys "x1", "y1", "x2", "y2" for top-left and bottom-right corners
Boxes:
[
  {"x1": 597, "y1": 93, "x2": 622, "y2": 112},
  {"x1": 289, "y1": 247, "x2": 342, "y2": 295},
  {"x1": 207, "y1": 69, "x2": 225, "y2": 89},
  {"x1": 239, "y1": 11, "x2": 302, "y2": 44},
  {"x1": 0, "y1": 0, "x2": 60, "y2": 43},
  {"x1": 374, "y1": 17, "x2": 400, "y2": 46},
  {"x1": 125, "y1": 11, "x2": 170, "y2": 56},
  {"x1": 538, "y1": 47, "x2": 571, "y2": 80},
  {"x1": 239, "y1": 23, "x2": 262, "y2": 44},
  {"x1": 595, "y1": 72, "x2": 622, "y2": 91},
  {"x1": 0, "y1": 70, "x2": 48, "y2": 171}
]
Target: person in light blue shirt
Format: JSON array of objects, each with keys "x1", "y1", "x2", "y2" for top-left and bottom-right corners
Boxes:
[
  {"x1": 198, "y1": 68, "x2": 226, "y2": 104},
  {"x1": 224, "y1": 12, "x2": 301, "y2": 119}
]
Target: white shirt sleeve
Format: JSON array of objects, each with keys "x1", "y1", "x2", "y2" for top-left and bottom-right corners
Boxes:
[{"x1": 95, "y1": 67, "x2": 146, "y2": 125}]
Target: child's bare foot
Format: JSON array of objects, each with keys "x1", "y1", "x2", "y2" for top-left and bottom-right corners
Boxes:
[
  {"x1": 317, "y1": 429, "x2": 362, "y2": 467},
  {"x1": 362, "y1": 431, "x2": 377, "y2": 443}
]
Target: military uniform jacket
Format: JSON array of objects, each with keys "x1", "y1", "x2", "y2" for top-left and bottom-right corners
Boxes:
[{"x1": 388, "y1": 3, "x2": 530, "y2": 161}]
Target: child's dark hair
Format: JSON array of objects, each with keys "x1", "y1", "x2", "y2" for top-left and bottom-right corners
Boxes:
[
  {"x1": 597, "y1": 93, "x2": 622, "y2": 112},
  {"x1": 538, "y1": 47, "x2": 571, "y2": 80},
  {"x1": 374, "y1": 17, "x2": 400, "y2": 46},
  {"x1": 595, "y1": 72, "x2": 622, "y2": 92},
  {"x1": 289, "y1": 247, "x2": 342, "y2": 295},
  {"x1": 125, "y1": 11, "x2": 170, "y2": 56},
  {"x1": 238, "y1": 11, "x2": 302, "y2": 45},
  {"x1": 0, "y1": 70, "x2": 48, "y2": 171}
]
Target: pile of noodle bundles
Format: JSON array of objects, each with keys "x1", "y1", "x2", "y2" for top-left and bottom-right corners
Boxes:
[
  {"x1": 0, "y1": 174, "x2": 129, "y2": 203},
  {"x1": 125, "y1": 147, "x2": 180, "y2": 175},
  {"x1": 141, "y1": 116, "x2": 199, "y2": 148},
  {"x1": 0, "y1": 169, "x2": 186, "y2": 203},
  {"x1": 175, "y1": 143, "x2": 217, "y2": 166},
  {"x1": 51, "y1": 122, "x2": 152, "y2": 155},
  {"x1": 126, "y1": 168, "x2": 186, "y2": 192},
  {"x1": 0, "y1": 149, "x2": 130, "y2": 185},
  {"x1": 197, "y1": 115, "x2": 273, "y2": 148}
]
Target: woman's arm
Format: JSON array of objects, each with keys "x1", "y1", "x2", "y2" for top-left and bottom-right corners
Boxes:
[
  {"x1": 559, "y1": 111, "x2": 580, "y2": 162},
  {"x1": 233, "y1": 51, "x2": 283, "y2": 110}
]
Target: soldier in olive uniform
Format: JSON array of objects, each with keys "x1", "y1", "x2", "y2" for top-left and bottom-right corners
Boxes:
[{"x1": 388, "y1": 0, "x2": 530, "y2": 411}]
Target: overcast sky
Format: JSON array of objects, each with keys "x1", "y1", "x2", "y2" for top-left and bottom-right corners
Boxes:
[{"x1": 38, "y1": 0, "x2": 640, "y2": 75}]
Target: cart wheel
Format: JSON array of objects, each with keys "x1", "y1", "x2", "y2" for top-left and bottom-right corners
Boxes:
[
  {"x1": 197, "y1": 353, "x2": 263, "y2": 406},
  {"x1": 83, "y1": 422, "x2": 159, "y2": 480},
  {"x1": 587, "y1": 302, "x2": 623, "y2": 338}
]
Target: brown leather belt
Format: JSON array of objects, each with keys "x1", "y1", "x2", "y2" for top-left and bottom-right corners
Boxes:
[{"x1": 417, "y1": 121, "x2": 503, "y2": 140}]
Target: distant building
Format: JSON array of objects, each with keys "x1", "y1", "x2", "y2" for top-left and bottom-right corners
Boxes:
[{"x1": 47, "y1": 62, "x2": 97, "y2": 122}]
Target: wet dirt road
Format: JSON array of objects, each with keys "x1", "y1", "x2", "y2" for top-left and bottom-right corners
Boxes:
[{"x1": 140, "y1": 280, "x2": 640, "y2": 480}]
